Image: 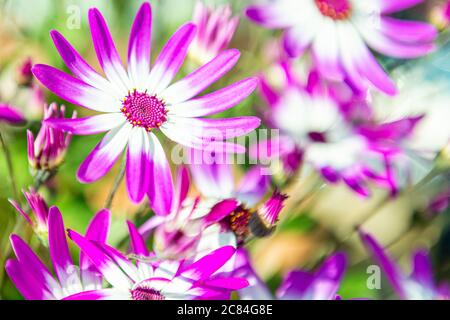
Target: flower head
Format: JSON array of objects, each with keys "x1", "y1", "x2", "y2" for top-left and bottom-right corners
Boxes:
[
  {"x1": 27, "y1": 103, "x2": 74, "y2": 178},
  {"x1": 9, "y1": 188, "x2": 49, "y2": 240},
  {"x1": 360, "y1": 230, "x2": 450, "y2": 300},
  {"x1": 189, "y1": 1, "x2": 240, "y2": 65},
  {"x1": 246, "y1": 0, "x2": 437, "y2": 94},
  {"x1": 6, "y1": 207, "x2": 111, "y2": 300},
  {"x1": 33, "y1": 2, "x2": 259, "y2": 212},
  {"x1": 249, "y1": 190, "x2": 288, "y2": 237},
  {"x1": 67, "y1": 223, "x2": 248, "y2": 300}
]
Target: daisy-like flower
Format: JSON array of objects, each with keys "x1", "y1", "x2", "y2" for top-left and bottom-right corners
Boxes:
[
  {"x1": 32, "y1": 2, "x2": 260, "y2": 213},
  {"x1": 27, "y1": 103, "x2": 74, "y2": 177},
  {"x1": 0, "y1": 104, "x2": 25, "y2": 125},
  {"x1": 6, "y1": 207, "x2": 111, "y2": 300},
  {"x1": 67, "y1": 224, "x2": 248, "y2": 300},
  {"x1": 9, "y1": 188, "x2": 50, "y2": 241},
  {"x1": 246, "y1": 0, "x2": 437, "y2": 94},
  {"x1": 189, "y1": 1, "x2": 240, "y2": 65},
  {"x1": 234, "y1": 249, "x2": 347, "y2": 300},
  {"x1": 360, "y1": 230, "x2": 450, "y2": 300}
]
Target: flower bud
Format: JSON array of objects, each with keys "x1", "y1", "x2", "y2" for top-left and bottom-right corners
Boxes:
[{"x1": 250, "y1": 190, "x2": 288, "y2": 238}]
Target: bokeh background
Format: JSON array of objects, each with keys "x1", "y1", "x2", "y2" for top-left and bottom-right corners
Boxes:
[{"x1": 0, "y1": 0, "x2": 449, "y2": 300}]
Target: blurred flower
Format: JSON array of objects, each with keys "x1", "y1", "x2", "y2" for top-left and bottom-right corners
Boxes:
[
  {"x1": 15, "y1": 57, "x2": 34, "y2": 87},
  {"x1": 8, "y1": 188, "x2": 49, "y2": 240},
  {"x1": 430, "y1": 0, "x2": 450, "y2": 29},
  {"x1": 189, "y1": 1, "x2": 240, "y2": 65},
  {"x1": 360, "y1": 230, "x2": 450, "y2": 300},
  {"x1": 27, "y1": 103, "x2": 74, "y2": 180},
  {"x1": 6, "y1": 207, "x2": 111, "y2": 300},
  {"x1": 428, "y1": 190, "x2": 450, "y2": 215},
  {"x1": 234, "y1": 249, "x2": 347, "y2": 300},
  {"x1": 0, "y1": 103, "x2": 25, "y2": 125},
  {"x1": 246, "y1": 0, "x2": 437, "y2": 94},
  {"x1": 68, "y1": 227, "x2": 248, "y2": 300},
  {"x1": 33, "y1": 2, "x2": 259, "y2": 212}
]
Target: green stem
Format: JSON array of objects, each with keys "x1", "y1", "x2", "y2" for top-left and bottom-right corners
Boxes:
[
  {"x1": 104, "y1": 156, "x2": 126, "y2": 210},
  {"x1": 0, "y1": 129, "x2": 21, "y2": 202}
]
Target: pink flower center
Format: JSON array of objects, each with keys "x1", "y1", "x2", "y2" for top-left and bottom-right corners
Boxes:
[
  {"x1": 121, "y1": 90, "x2": 168, "y2": 131},
  {"x1": 315, "y1": 0, "x2": 351, "y2": 20},
  {"x1": 131, "y1": 285, "x2": 165, "y2": 300}
]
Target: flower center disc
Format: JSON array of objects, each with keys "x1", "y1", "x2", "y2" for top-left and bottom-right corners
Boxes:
[
  {"x1": 131, "y1": 285, "x2": 165, "y2": 300},
  {"x1": 121, "y1": 90, "x2": 168, "y2": 131},
  {"x1": 227, "y1": 207, "x2": 251, "y2": 241},
  {"x1": 315, "y1": 0, "x2": 351, "y2": 20}
]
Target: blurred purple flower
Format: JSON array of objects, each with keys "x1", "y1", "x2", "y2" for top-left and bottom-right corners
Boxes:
[
  {"x1": 27, "y1": 103, "x2": 74, "y2": 175},
  {"x1": 33, "y1": 2, "x2": 259, "y2": 212},
  {"x1": 246, "y1": 0, "x2": 437, "y2": 95},
  {"x1": 360, "y1": 230, "x2": 450, "y2": 300},
  {"x1": 67, "y1": 225, "x2": 248, "y2": 300},
  {"x1": 6, "y1": 207, "x2": 111, "y2": 300},
  {"x1": 189, "y1": 1, "x2": 240, "y2": 65},
  {"x1": 0, "y1": 104, "x2": 25, "y2": 125},
  {"x1": 16, "y1": 57, "x2": 34, "y2": 87}
]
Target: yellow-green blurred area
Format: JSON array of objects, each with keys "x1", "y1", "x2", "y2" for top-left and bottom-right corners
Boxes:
[{"x1": 0, "y1": 0, "x2": 450, "y2": 300}]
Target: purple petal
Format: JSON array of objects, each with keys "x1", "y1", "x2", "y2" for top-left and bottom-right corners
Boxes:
[
  {"x1": 377, "y1": 0, "x2": 424, "y2": 14},
  {"x1": 169, "y1": 77, "x2": 258, "y2": 117},
  {"x1": 0, "y1": 104, "x2": 25, "y2": 125},
  {"x1": 379, "y1": 17, "x2": 437, "y2": 44},
  {"x1": 203, "y1": 277, "x2": 249, "y2": 290},
  {"x1": 64, "y1": 289, "x2": 122, "y2": 300},
  {"x1": 127, "y1": 220, "x2": 149, "y2": 257},
  {"x1": 147, "y1": 23, "x2": 196, "y2": 94},
  {"x1": 88, "y1": 8, "x2": 131, "y2": 91},
  {"x1": 204, "y1": 199, "x2": 239, "y2": 226},
  {"x1": 147, "y1": 133, "x2": 174, "y2": 216},
  {"x1": 162, "y1": 49, "x2": 240, "y2": 104},
  {"x1": 171, "y1": 165, "x2": 190, "y2": 213},
  {"x1": 77, "y1": 124, "x2": 131, "y2": 183},
  {"x1": 45, "y1": 113, "x2": 125, "y2": 136},
  {"x1": 411, "y1": 250, "x2": 434, "y2": 290},
  {"x1": 128, "y1": 2, "x2": 152, "y2": 86},
  {"x1": 32, "y1": 64, "x2": 120, "y2": 112},
  {"x1": 236, "y1": 166, "x2": 271, "y2": 207},
  {"x1": 126, "y1": 129, "x2": 151, "y2": 203}
]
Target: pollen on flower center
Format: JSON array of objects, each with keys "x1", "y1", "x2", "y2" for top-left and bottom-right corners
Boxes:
[
  {"x1": 131, "y1": 284, "x2": 165, "y2": 300},
  {"x1": 226, "y1": 206, "x2": 251, "y2": 241},
  {"x1": 315, "y1": 0, "x2": 351, "y2": 20},
  {"x1": 121, "y1": 90, "x2": 168, "y2": 131}
]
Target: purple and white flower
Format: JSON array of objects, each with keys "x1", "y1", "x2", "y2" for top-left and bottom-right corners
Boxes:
[
  {"x1": 33, "y1": 2, "x2": 260, "y2": 213},
  {"x1": 6, "y1": 207, "x2": 111, "y2": 300},
  {"x1": 67, "y1": 225, "x2": 248, "y2": 300},
  {"x1": 360, "y1": 230, "x2": 450, "y2": 300},
  {"x1": 189, "y1": 1, "x2": 240, "y2": 65},
  {"x1": 27, "y1": 103, "x2": 74, "y2": 175},
  {"x1": 246, "y1": 0, "x2": 437, "y2": 94}
]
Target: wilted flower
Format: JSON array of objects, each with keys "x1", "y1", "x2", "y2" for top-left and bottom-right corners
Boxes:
[
  {"x1": 360, "y1": 230, "x2": 450, "y2": 300},
  {"x1": 27, "y1": 103, "x2": 74, "y2": 179},
  {"x1": 68, "y1": 225, "x2": 248, "y2": 300},
  {"x1": 6, "y1": 207, "x2": 111, "y2": 300},
  {"x1": 189, "y1": 1, "x2": 240, "y2": 65},
  {"x1": 33, "y1": 2, "x2": 259, "y2": 212},
  {"x1": 0, "y1": 104, "x2": 25, "y2": 125},
  {"x1": 249, "y1": 190, "x2": 288, "y2": 237},
  {"x1": 246, "y1": 0, "x2": 437, "y2": 94},
  {"x1": 9, "y1": 188, "x2": 49, "y2": 239}
]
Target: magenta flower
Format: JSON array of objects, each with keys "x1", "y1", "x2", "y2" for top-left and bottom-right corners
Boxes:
[
  {"x1": 9, "y1": 188, "x2": 49, "y2": 239},
  {"x1": 0, "y1": 104, "x2": 25, "y2": 125},
  {"x1": 6, "y1": 207, "x2": 111, "y2": 300},
  {"x1": 32, "y1": 2, "x2": 260, "y2": 213},
  {"x1": 27, "y1": 103, "x2": 74, "y2": 174},
  {"x1": 249, "y1": 190, "x2": 288, "y2": 237},
  {"x1": 246, "y1": 0, "x2": 437, "y2": 94},
  {"x1": 190, "y1": 1, "x2": 240, "y2": 65},
  {"x1": 234, "y1": 249, "x2": 347, "y2": 300},
  {"x1": 67, "y1": 224, "x2": 248, "y2": 300},
  {"x1": 360, "y1": 230, "x2": 450, "y2": 300}
]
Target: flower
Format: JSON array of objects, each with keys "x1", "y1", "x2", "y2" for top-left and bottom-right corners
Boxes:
[
  {"x1": 16, "y1": 57, "x2": 34, "y2": 87},
  {"x1": 234, "y1": 249, "x2": 347, "y2": 300},
  {"x1": 246, "y1": 0, "x2": 437, "y2": 95},
  {"x1": 5, "y1": 207, "x2": 111, "y2": 300},
  {"x1": 9, "y1": 188, "x2": 50, "y2": 240},
  {"x1": 32, "y1": 2, "x2": 260, "y2": 213},
  {"x1": 67, "y1": 225, "x2": 248, "y2": 300},
  {"x1": 27, "y1": 103, "x2": 74, "y2": 177},
  {"x1": 189, "y1": 1, "x2": 240, "y2": 65},
  {"x1": 249, "y1": 190, "x2": 288, "y2": 237},
  {"x1": 0, "y1": 104, "x2": 25, "y2": 125},
  {"x1": 360, "y1": 230, "x2": 450, "y2": 300}
]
